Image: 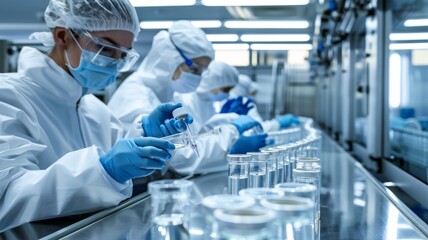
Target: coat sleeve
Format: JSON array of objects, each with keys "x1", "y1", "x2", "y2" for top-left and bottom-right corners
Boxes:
[
  {"x1": 169, "y1": 124, "x2": 239, "y2": 175},
  {"x1": 0, "y1": 89, "x2": 131, "y2": 232}
]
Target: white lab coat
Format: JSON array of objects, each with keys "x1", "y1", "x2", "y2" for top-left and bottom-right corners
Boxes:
[
  {"x1": 108, "y1": 31, "x2": 239, "y2": 175},
  {"x1": 0, "y1": 47, "x2": 132, "y2": 231}
]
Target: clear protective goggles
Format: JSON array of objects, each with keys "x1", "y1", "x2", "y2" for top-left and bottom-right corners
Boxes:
[
  {"x1": 70, "y1": 29, "x2": 140, "y2": 72},
  {"x1": 170, "y1": 37, "x2": 207, "y2": 76}
]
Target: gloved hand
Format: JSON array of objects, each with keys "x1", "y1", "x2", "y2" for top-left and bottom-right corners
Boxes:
[
  {"x1": 142, "y1": 102, "x2": 193, "y2": 138},
  {"x1": 220, "y1": 96, "x2": 254, "y2": 115},
  {"x1": 275, "y1": 114, "x2": 300, "y2": 129},
  {"x1": 230, "y1": 134, "x2": 268, "y2": 154},
  {"x1": 100, "y1": 137, "x2": 175, "y2": 183},
  {"x1": 231, "y1": 115, "x2": 263, "y2": 134}
]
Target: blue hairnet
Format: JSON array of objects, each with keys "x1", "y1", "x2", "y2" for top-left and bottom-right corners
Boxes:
[{"x1": 44, "y1": 0, "x2": 140, "y2": 39}]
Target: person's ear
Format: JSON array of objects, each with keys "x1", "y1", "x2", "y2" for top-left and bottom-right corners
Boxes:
[{"x1": 51, "y1": 28, "x2": 68, "y2": 50}]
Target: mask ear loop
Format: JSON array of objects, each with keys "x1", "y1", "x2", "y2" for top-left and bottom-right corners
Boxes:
[{"x1": 170, "y1": 36, "x2": 193, "y2": 67}]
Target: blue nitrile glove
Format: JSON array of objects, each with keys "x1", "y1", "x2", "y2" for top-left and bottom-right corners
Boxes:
[
  {"x1": 220, "y1": 96, "x2": 254, "y2": 115},
  {"x1": 100, "y1": 137, "x2": 175, "y2": 183},
  {"x1": 142, "y1": 102, "x2": 193, "y2": 138},
  {"x1": 275, "y1": 114, "x2": 301, "y2": 129},
  {"x1": 231, "y1": 115, "x2": 262, "y2": 134},
  {"x1": 230, "y1": 134, "x2": 268, "y2": 154}
]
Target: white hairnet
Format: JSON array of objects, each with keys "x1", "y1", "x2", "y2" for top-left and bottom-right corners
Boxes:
[
  {"x1": 198, "y1": 61, "x2": 239, "y2": 92},
  {"x1": 31, "y1": 0, "x2": 140, "y2": 46},
  {"x1": 169, "y1": 21, "x2": 215, "y2": 60},
  {"x1": 229, "y1": 74, "x2": 258, "y2": 97}
]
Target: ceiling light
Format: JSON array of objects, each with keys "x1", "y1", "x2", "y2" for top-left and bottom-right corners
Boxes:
[
  {"x1": 130, "y1": 0, "x2": 195, "y2": 7},
  {"x1": 389, "y1": 32, "x2": 428, "y2": 41},
  {"x1": 241, "y1": 34, "x2": 310, "y2": 42},
  {"x1": 213, "y1": 44, "x2": 250, "y2": 51},
  {"x1": 140, "y1": 20, "x2": 221, "y2": 29},
  {"x1": 206, "y1": 34, "x2": 239, "y2": 42},
  {"x1": 250, "y1": 44, "x2": 313, "y2": 50},
  {"x1": 190, "y1": 21, "x2": 222, "y2": 28},
  {"x1": 404, "y1": 18, "x2": 428, "y2": 27},
  {"x1": 390, "y1": 43, "x2": 428, "y2": 50},
  {"x1": 202, "y1": 0, "x2": 309, "y2": 6},
  {"x1": 224, "y1": 20, "x2": 309, "y2": 29}
]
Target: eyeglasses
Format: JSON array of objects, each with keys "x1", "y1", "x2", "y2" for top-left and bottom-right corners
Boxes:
[
  {"x1": 70, "y1": 29, "x2": 140, "y2": 72},
  {"x1": 170, "y1": 37, "x2": 207, "y2": 76}
]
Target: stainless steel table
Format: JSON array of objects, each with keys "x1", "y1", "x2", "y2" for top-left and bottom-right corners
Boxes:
[{"x1": 4, "y1": 134, "x2": 428, "y2": 239}]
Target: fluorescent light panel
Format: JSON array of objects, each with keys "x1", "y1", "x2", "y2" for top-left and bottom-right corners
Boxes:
[
  {"x1": 241, "y1": 34, "x2": 310, "y2": 42},
  {"x1": 213, "y1": 44, "x2": 249, "y2": 51},
  {"x1": 140, "y1": 20, "x2": 221, "y2": 29},
  {"x1": 206, "y1": 34, "x2": 239, "y2": 42},
  {"x1": 390, "y1": 32, "x2": 428, "y2": 41},
  {"x1": 390, "y1": 43, "x2": 428, "y2": 50},
  {"x1": 130, "y1": 0, "x2": 195, "y2": 7},
  {"x1": 224, "y1": 20, "x2": 309, "y2": 29},
  {"x1": 202, "y1": 0, "x2": 309, "y2": 6},
  {"x1": 404, "y1": 18, "x2": 428, "y2": 27},
  {"x1": 250, "y1": 44, "x2": 313, "y2": 51}
]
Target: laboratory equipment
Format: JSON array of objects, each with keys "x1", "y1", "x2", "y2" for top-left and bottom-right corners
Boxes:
[
  {"x1": 293, "y1": 158, "x2": 321, "y2": 239},
  {"x1": 162, "y1": 127, "x2": 222, "y2": 150},
  {"x1": 246, "y1": 152, "x2": 269, "y2": 188},
  {"x1": 271, "y1": 147, "x2": 289, "y2": 183},
  {"x1": 213, "y1": 207, "x2": 276, "y2": 240},
  {"x1": 227, "y1": 154, "x2": 251, "y2": 195},
  {"x1": 148, "y1": 179, "x2": 194, "y2": 240},
  {"x1": 199, "y1": 194, "x2": 256, "y2": 239},
  {"x1": 238, "y1": 188, "x2": 283, "y2": 206},
  {"x1": 275, "y1": 183, "x2": 317, "y2": 239},
  {"x1": 260, "y1": 149, "x2": 280, "y2": 187},
  {"x1": 260, "y1": 196, "x2": 315, "y2": 240},
  {"x1": 173, "y1": 107, "x2": 199, "y2": 157}
]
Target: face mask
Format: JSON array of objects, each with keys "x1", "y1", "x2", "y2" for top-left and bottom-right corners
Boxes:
[
  {"x1": 209, "y1": 92, "x2": 229, "y2": 102},
  {"x1": 172, "y1": 70, "x2": 202, "y2": 93},
  {"x1": 65, "y1": 49, "x2": 119, "y2": 92}
]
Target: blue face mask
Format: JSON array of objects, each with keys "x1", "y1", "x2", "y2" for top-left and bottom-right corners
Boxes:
[
  {"x1": 65, "y1": 49, "x2": 119, "y2": 92},
  {"x1": 209, "y1": 92, "x2": 229, "y2": 102},
  {"x1": 171, "y1": 70, "x2": 202, "y2": 93}
]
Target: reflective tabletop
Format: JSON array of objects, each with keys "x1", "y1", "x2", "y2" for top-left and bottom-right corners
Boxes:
[{"x1": 3, "y1": 134, "x2": 428, "y2": 239}]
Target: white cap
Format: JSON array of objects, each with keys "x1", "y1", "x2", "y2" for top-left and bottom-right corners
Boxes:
[{"x1": 172, "y1": 107, "x2": 188, "y2": 119}]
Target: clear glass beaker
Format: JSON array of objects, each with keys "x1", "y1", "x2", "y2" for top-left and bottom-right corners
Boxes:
[
  {"x1": 260, "y1": 196, "x2": 315, "y2": 240},
  {"x1": 260, "y1": 149, "x2": 280, "y2": 188},
  {"x1": 200, "y1": 194, "x2": 256, "y2": 239},
  {"x1": 227, "y1": 154, "x2": 251, "y2": 195},
  {"x1": 246, "y1": 152, "x2": 269, "y2": 188},
  {"x1": 271, "y1": 147, "x2": 289, "y2": 184},
  {"x1": 275, "y1": 183, "x2": 317, "y2": 239},
  {"x1": 148, "y1": 179, "x2": 194, "y2": 240},
  {"x1": 276, "y1": 145, "x2": 291, "y2": 183},
  {"x1": 214, "y1": 207, "x2": 276, "y2": 240},
  {"x1": 238, "y1": 188, "x2": 283, "y2": 206}
]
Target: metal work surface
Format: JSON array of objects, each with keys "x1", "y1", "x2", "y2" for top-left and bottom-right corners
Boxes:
[{"x1": 54, "y1": 134, "x2": 427, "y2": 239}]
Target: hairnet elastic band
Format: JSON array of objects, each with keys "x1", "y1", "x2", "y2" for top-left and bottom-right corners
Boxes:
[{"x1": 170, "y1": 37, "x2": 193, "y2": 67}]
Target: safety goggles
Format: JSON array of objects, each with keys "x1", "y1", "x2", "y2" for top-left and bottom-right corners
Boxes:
[
  {"x1": 70, "y1": 29, "x2": 140, "y2": 72},
  {"x1": 170, "y1": 37, "x2": 207, "y2": 76}
]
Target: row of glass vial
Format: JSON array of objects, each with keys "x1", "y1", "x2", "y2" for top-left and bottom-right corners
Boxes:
[{"x1": 148, "y1": 179, "x2": 318, "y2": 240}]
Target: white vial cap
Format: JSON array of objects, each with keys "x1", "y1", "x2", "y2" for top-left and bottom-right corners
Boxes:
[{"x1": 172, "y1": 107, "x2": 188, "y2": 119}]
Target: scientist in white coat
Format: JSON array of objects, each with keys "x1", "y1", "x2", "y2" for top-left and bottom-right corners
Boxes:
[
  {"x1": 0, "y1": 0, "x2": 190, "y2": 231},
  {"x1": 109, "y1": 22, "x2": 267, "y2": 175}
]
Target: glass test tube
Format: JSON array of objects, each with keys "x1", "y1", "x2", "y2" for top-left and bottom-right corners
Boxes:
[
  {"x1": 261, "y1": 149, "x2": 280, "y2": 187},
  {"x1": 260, "y1": 196, "x2": 315, "y2": 240},
  {"x1": 148, "y1": 179, "x2": 194, "y2": 240},
  {"x1": 272, "y1": 146, "x2": 289, "y2": 183},
  {"x1": 293, "y1": 158, "x2": 321, "y2": 240},
  {"x1": 246, "y1": 152, "x2": 269, "y2": 188},
  {"x1": 172, "y1": 107, "x2": 199, "y2": 157},
  {"x1": 227, "y1": 154, "x2": 251, "y2": 195}
]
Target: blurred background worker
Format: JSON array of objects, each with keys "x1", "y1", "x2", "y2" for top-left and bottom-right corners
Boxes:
[
  {"x1": 109, "y1": 23, "x2": 267, "y2": 176},
  {"x1": 222, "y1": 74, "x2": 301, "y2": 132},
  {"x1": 0, "y1": 0, "x2": 191, "y2": 232}
]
